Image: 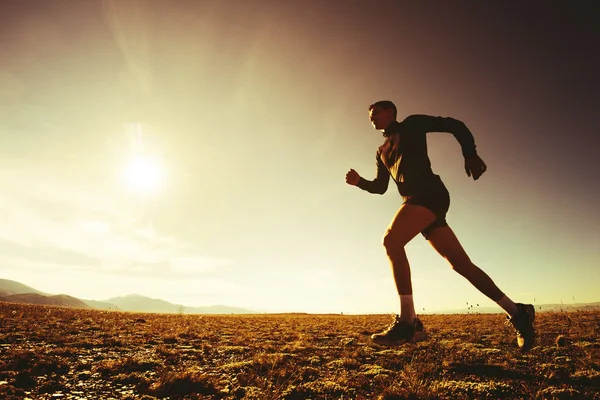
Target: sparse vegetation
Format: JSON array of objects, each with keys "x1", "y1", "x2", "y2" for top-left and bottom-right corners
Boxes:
[{"x1": 0, "y1": 302, "x2": 598, "y2": 399}]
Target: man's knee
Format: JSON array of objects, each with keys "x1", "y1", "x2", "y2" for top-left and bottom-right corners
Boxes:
[
  {"x1": 382, "y1": 229, "x2": 410, "y2": 254},
  {"x1": 446, "y1": 256, "x2": 473, "y2": 276}
]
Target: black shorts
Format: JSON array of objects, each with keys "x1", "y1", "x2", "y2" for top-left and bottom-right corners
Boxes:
[{"x1": 402, "y1": 181, "x2": 450, "y2": 239}]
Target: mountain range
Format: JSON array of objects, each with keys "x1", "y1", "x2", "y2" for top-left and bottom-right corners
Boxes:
[
  {"x1": 2, "y1": 278, "x2": 599, "y2": 315},
  {"x1": 0, "y1": 278, "x2": 253, "y2": 314},
  {"x1": 428, "y1": 302, "x2": 600, "y2": 315}
]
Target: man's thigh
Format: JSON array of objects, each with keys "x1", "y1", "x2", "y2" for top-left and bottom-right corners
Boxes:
[
  {"x1": 384, "y1": 203, "x2": 436, "y2": 246},
  {"x1": 426, "y1": 226, "x2": 471, "y2": 265}
]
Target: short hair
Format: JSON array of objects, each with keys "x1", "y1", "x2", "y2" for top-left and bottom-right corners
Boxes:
[{"x1": 369, "y1": 100, "x2": 397, "y2": 118}]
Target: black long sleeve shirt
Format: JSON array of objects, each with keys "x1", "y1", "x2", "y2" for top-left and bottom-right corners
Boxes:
[{"x1": 357, "y1": 114, "x2": 477, "y2": 197}]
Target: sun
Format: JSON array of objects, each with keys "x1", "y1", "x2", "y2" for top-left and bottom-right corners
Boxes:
[{"x1": 123, "y1": 155, "x2": 164, "y2": 193}]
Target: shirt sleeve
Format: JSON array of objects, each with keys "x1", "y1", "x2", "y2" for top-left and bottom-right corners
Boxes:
[
  {"x1": 404, "y1": 114, "x2": 478, "y2": 158},
  {"x1": 357, "y1": 151, "x2": 390, "y2": 194}
]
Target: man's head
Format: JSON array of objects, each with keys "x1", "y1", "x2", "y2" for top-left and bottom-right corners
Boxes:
[{"x1": 368, "y1": 100, "x2": 397, "y2": 131}]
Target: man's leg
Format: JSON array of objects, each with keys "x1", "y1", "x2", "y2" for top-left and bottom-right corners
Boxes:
[
  {"x1": 382, "y1": 204, "x2": 436, "y2": 321},
  {"x1": 426, "y1": 225, "x2": 535, "y2": 352},
  {"x1": 370, "y1": 203, "x2": 436, "y2": 346},
  {"x1": 426, "y1": 226, "x2": 513, "y2": 309}
]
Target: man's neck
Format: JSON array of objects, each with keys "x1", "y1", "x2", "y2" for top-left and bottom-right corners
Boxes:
[{"x1": 383, "y1": 120, "x2": 400, "y2": 136}]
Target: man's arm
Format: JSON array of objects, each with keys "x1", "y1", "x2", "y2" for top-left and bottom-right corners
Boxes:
[
  {"x1": 356, "y1": 152, "x2": 390, "y2": 194},
  {"x1": 404, "y1": 114, "x2": 487, "y2": 180},
  {"x1": 404, "y1": 114, "x2": 477, "y2": 157}
]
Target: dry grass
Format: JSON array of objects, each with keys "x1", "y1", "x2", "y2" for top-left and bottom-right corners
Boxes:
[{"x1": 0, "y1": 302, "x2": 598, "y2": 399}]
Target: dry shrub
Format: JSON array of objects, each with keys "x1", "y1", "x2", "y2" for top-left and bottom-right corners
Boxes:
[
  {"x1": 147, "y1": 367, "x2": 220, "y2": 397},
  {"x1": 94, "y1": 356, "x2": 160, "y2": 377},
  {"x1": 537, "y1": 385, "x2": 582, "y2": 399},
  {"x1": 0, "y1": 383, "x2": 26, "y2": 400},
  {"x1": 436, "y1": 379, "x2": 514, "y2": 398},
  {"x1": 282, "y1": 380, "x2": 352, "y2": 399}
]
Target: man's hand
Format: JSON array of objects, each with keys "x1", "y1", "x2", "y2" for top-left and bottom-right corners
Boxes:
[
  {"x1": 346, "y1": 169, "x2": 361, "y2": 186},
  {"x1": 465, "y1": 155, "x2": 487, "y2": 180}
]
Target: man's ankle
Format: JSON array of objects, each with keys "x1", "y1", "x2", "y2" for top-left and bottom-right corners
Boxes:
[
  {"x1": 496, "y1": 295, "x2": 519, "y2": 317},
  {"x1": 399, "y1": 294, "x2": 416, "y2": 323}
]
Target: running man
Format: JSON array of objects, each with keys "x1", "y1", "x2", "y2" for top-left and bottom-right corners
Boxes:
[{"x1": 346, "y1": 100, "x2": 535, "y2": 352}]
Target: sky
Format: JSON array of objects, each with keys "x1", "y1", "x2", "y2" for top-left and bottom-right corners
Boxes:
[{"x1": 0, "y1": 0, "x2": 598, "y2": 314}]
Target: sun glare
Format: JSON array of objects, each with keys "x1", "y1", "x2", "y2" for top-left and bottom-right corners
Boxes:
[{"x1": 124, "y1": 155, "x2": 164, "y2": 193}]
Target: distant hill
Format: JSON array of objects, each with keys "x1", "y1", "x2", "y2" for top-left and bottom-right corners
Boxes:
[
  {"x1": 2, "y1": 277, "x2": 598, "y2": 315},
  {"x1": 0, "y1": 278, "x2": 45, "y2": 296},
  {"x1": 534, "y1": 302, "x2": 600, "y2": 312},
  {"x1": 0, "y1": 278, "x2": 254, "y2": 314},
  {"x1": 102, "y1": 294, "x2": 254, "y2": 314},
  {"x1": 103, "y1": 294, "x2": 181, "y2": 313},
  {"x1": 430, "y1": 302, "x2": 600, "y2": 315},
  {"x1": 80, "y1": 298, "x2": 120, "y2": 310},
  {"x1": 0, "y1": 293, "x2": 89, "y2": 308}
]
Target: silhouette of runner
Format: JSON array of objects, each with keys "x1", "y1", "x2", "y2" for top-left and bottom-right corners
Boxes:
[{"x1": 346, "y1": 101, "x2": 535, "y2": 352}]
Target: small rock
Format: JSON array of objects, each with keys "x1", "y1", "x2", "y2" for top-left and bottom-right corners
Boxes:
[
  {"x1": 340, "y1": 337, "x2": 357, "y2": 347},
  {"x1": 555, "y1": 335, "x2": 569, "y2": 347}
]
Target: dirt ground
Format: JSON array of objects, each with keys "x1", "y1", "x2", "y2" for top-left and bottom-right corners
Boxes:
[{"x1": 1, "y1": 302, "x2": 598, "y2": 399}]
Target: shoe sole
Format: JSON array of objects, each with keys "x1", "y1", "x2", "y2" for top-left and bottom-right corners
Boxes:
[
  {"x1": 520, "y1": 304, "x2": 536, "y2": 352},
  {"x1": 527, "y1": 306, "x2": 535, "y2": 325},
  {"x1": 517, "y1": 304, "x2": 536, "y2": 353},
  {"x1": 371, "y1": 331, "x2": 428, "y2": 346}
]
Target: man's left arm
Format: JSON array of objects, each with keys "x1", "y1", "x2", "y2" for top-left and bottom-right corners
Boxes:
[
  {"x1": 405, "y1": 114, "x2": 487, "y2": 179},
  {"x1": 405, "y1": 114, "x2": 477, "y2": 157}
]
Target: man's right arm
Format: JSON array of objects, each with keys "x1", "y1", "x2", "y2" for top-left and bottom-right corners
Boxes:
[{"x1": 357, "y1": 152, "x2": 390, "y2": 194}]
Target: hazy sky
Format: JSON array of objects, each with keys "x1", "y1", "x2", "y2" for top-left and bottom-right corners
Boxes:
[{"x1": 1, "y1": 1, "x2": 598, "y2": 313}]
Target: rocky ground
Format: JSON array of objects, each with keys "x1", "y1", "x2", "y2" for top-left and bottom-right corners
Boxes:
[{"x1": 0, "y1": 302, "x2": 598, "y2": 399}]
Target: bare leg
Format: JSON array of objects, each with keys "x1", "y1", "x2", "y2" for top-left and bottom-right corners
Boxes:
[
  {"x1": 427, "y1": 226, "x2": 509, "y2": 304},
  {"x1": 426, "y1": 225, "x2": 537, "y2": 351},
  {"x1": 383, "y1": 204, "x2": 436, "y2": 321}
]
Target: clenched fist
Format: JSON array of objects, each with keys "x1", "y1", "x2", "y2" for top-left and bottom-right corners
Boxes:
[
  {"x1": 464, "y1": 154, "x2": 487, "y2": 180},
  {"x1": 346, "y1": 169, "x2": 361, "y2": 186}
]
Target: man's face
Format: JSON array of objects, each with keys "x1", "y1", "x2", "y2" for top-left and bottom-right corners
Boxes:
[{"x1": 369, "y1": 106, "x2": 394, "y2": 131}]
